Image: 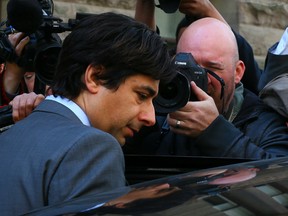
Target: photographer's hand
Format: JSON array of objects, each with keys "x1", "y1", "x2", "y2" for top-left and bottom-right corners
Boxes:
[
  {"x1": 9, "y1": 92, "x2": 44, "y2": 122},
  {"x1": 168, "y1": 81, "x2": 219, "y2": 137},
  {"x1": 3, "y1": 32, "x2": 30, "y2": 95},
  {"x1": 179, "y1": 0, "x2": 228, "y2": 25}
]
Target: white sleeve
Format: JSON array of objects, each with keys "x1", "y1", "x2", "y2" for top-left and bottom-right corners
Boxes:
[{"x1": 273, "y1": 27, "x2": 288, "y2": 55}]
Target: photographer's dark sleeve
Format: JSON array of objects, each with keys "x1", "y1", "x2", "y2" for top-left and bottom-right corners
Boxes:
[
  {"x1": 194, "y1": 90, "x2": 288, "y2": 159},
  {"x1": 258, "y1": 42, "x2": 288, "y2": 91}
]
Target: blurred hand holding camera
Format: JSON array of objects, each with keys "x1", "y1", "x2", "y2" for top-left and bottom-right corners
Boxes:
[
  {"x1": 179, "y1": 0, "x2": 227, "y2": 25},
  {"x1": 3, "y1": 32, "x2": 30, "y2": 95}
]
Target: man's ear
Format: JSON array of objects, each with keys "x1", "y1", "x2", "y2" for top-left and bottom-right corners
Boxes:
[
  {"x1": 84, "y1": 64, "x2": 104, "y2": 93},
  {"x1": 234, "y1": 60, "x2": 245, "y2": 84}
]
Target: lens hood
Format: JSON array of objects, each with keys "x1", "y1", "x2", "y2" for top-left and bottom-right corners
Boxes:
[{"x1": 154, "y1": 71, "x2": 190, "y2": 114}]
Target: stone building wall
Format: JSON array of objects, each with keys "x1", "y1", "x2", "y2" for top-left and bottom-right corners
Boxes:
[
  {"x1": 1, "y1": 0, "x2": 288, "y2": 68},
  {"x1": 51, "y1": 0, "x2": 288, "y2": 69},
  {"x1": 239, "y1": 0, "x2": 288, "y2": 68}
]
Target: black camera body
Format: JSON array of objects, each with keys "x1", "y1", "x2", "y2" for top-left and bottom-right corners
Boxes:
[
  {"x1": 154, "y1": 52, "x2": 208, "y2": 114},
  {"x1": 17, "y1": 24, "x2": 63, "y2": 85},
  {"x1": 156, "y1": 0, "x2": 181, "y2": 13}
]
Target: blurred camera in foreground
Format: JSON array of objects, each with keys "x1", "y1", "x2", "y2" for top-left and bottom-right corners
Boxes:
[{"x1": 0, "y1": 0, "x2": 67, "y2": 85}]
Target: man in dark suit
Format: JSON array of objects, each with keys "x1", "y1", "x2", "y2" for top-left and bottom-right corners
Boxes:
[
  {"x1": 0, "y1": 12, "x2": 175, "y2": 215},
  {"x1": 259, "y1": 28, "x2": 288, "y2": 122}
]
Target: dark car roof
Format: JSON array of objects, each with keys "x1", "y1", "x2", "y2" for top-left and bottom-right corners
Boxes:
[{"x1": 24, "y1": 156, "x2": 288, "y2": 216}]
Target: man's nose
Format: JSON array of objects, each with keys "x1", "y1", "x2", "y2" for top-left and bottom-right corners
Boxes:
[{"x1": 139, "y1": 103, "x2": 156, "y2": 127}]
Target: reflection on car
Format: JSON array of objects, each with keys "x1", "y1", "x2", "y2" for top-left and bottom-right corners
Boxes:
[{"x1": 24, "y1": 156, "x2": 288, "y2": 216}]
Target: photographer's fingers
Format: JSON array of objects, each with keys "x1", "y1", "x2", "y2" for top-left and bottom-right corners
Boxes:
[
  {"x1": 10, "y1": 94, "x2": 30, "y2": 122},
  {"x1": 8, "y1": 32, "x2": 25, "y2": 47},
  {"x1": 179, "y1": 0, "x2": 208, "y2": 18},
  {"x1": 33, "y1": 94, "x2": 45, "y2": 107},
  {"x1": 179, "y1": 0, "x2": 228, "y2": 25},
  {"x1": 191, "y1": 81, "x2": 210, "y2": 101},
  {"x1": 9, "y1": 93, "x2": 44, "y2": 122},
  {"x1": 23, "y1": 93, "x2": 44, "y2": 121},
  {"x1": 167, "y1": 81, "x2": 210, "y2": 121},
  {"x1": 14, "y1": 36, "x2": 30, "y2": 56},
  {"x1": 8, "y1": 32, "x2": 30, "y2": 56},
  {"x1": 167, "y1": 81, "x2": 217, "y2": 135}
]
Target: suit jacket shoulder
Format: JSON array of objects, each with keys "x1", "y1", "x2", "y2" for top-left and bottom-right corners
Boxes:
[{"x1": 0, "y1": 99, "x2": 126, "y2": 215}]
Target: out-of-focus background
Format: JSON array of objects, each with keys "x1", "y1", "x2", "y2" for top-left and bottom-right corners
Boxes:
[{"x1": 1, "y1": 0, "x2": 287, "y2": 69}]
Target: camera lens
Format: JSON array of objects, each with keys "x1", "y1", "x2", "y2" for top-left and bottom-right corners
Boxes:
[
  {"x1": 154, "y1": 71, "x2": 190, "y2": 114},
  {"x1": 35, "y1": 46, "x2": 61, "y2": 85},
  {"x1": 159, "y1": 81, "x2": 178, "y2": 100}
]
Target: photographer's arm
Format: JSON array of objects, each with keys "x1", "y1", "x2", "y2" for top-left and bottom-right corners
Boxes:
[
  {"x1": 135, "y1": 0, "x2": 157, "y2": 31},
  {"x1": 168, "y1": 83, "x2": 288, "y2": 159},
  {"x1": 135, "y1": 0, "x2": 228, "y2": 36}
]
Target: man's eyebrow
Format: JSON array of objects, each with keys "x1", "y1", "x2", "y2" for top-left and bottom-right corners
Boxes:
[
  {"x1": 207, "y1": 61, "x2": 225, "y2": 70},
  {"x1": 140, "y1": 85, "x2": 157, "y2": 97}
]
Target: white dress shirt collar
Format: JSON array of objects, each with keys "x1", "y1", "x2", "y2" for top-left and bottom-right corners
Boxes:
[{"x1": 45, "y1": 95, "x2": 91, "y2": 126}]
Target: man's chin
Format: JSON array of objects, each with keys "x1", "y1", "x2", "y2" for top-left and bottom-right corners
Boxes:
[{"x1": 117, "y1": 136, "x2": 126, "y2": 146}]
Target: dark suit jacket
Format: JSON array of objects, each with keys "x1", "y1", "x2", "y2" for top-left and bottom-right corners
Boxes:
[
  {"x1": 0, "y1": 100, "x2": 126, "y2": 215},
  {"x1": 258, "y1": 42, "x2": 288, "y2": 91},
  {"x1": 233, "y1": 30, "x2": 262, "y2": 95}
]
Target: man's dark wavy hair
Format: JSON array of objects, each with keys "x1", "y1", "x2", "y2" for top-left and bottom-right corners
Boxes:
[{"x1": 52, "y1": 12, "x2": 175, "y2": 99}]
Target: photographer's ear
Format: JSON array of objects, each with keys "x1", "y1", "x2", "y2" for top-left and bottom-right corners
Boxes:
[
  {"x1": 234, "y1": 60, "x2": 245, "y2": 84},
  {"x1": 84, "y1": 64, "x2": 104, "y2": 94}
]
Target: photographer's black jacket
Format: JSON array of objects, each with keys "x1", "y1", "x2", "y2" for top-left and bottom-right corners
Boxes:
[{"x1": 124, "y1": 89, "x2": 288, "y2": 159}]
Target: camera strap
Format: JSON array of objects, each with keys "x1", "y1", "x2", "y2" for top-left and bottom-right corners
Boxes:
[{"x1": 205, "y1": 69, "x2": 225, "y2": 99}]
